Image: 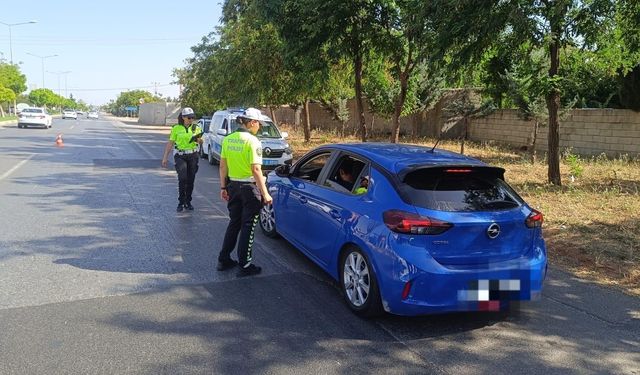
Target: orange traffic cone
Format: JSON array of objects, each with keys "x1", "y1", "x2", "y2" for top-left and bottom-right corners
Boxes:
[{"x1": 55, "y1": 134, "x2": 64, "y2": 147}]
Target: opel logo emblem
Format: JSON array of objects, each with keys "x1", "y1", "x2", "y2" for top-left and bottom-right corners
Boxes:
[
  {"x1": 264, "y1": 147, "x2": 272, "y2": 156},
  {"x1": 487, "y1": 223, "x2": 500, "y2": 239}
]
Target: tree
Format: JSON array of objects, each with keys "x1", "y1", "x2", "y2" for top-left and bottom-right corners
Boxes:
[
  {"x1": 0, "y1": 86, "x2": 16, "y2": 116},
  {"x1": 114, "y1": 90, "x2": 160, "y2": 109},
  {"x1": 376, "y1": 0, "x2": 444, "y2": 143},
  {"x1": 28, "y1": 88, "x2": 58, "y2": 107},
  {"x1": 428, "y1": 0, "x2": 619, "y2": 186},
  {"x1": 0, "y1": 62, "x2": 27, "y2": 115},
  {"x1": 263, "y1": 0, "x2": 388, "y2": 142}
]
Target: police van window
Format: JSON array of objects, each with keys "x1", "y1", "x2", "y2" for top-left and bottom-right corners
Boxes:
[
  {"x1": 222, "y1": 119, "x2": 228, "y2": 131},
  {"x1": 212, "y1": 115, "x2": 223, "y2": 131},
  {"x1": 258, "y1": 121, "x2": 282, "y2": 138},
  {"x1": 324, "y1": 155, "x2": 366, "y2": 194},
  {"x1": 292, "y1": 152, "x2": 332, "y2": 183}
]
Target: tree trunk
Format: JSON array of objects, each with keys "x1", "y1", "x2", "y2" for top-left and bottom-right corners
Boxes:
[
  {"x1": 391, "y1": 73, "x2": 409, "y2": 143},
  {"x1": 353, "y1": 38, "x2": 367, "y2": 142},
  {"x1": 269, "y1": 106, "x2": 277, "y2": 125},
  {"x1": 460, "y1": 117, "x2": 468, "y2": 155},
  {"x1": 530, "y1": 120, "x2": 539, "y2": 164},
  {"x1": 0, "y1": 104, "x2": 5, "y2": 117},
  {"x1": 303, "y1": 98, "x2": 311, "y2": 143},
  {"x1": 294, "y1": 105, "x2": 301, "y2": 130},
  {"x1": 546, "y1": 33, "x2": 562, "y2": 186}
]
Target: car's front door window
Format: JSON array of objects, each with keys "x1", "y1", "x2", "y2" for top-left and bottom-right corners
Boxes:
[
  {"x1": 292, "y1": 152, "x2": 332, "y2": 184},
  {"x1": 323, "y1": 155, "x2": 367, "y2": 194}
]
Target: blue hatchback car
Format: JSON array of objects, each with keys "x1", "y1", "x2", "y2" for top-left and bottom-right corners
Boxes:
[{"x1": 260, "y1": 143, "x2": 547, "y2": 316}]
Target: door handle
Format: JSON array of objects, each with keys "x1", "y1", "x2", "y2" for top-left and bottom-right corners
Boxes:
[{"x1": 299, "y1": 196, "x2": 308, "y2": 204}]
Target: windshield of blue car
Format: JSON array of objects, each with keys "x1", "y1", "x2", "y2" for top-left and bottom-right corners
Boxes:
[{"x1": 402, "y1": 168, "x2": 523, "y2": 212}]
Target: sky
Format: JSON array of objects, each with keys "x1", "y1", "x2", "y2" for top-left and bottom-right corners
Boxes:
[{"x1": 0, "y1": 0, "x2": 222, "y2": 105}]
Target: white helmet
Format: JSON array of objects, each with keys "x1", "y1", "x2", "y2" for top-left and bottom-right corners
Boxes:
[{"x1": 181, "y1": 107, "x2": 195, "y2": 117}]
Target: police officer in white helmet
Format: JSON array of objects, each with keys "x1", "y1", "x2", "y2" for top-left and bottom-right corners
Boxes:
[{"x1": 161, "y1": 107, "x2": 204, "y2": 212}]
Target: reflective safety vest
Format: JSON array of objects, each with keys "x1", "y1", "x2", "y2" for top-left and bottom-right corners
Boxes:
[
  {"x1": 221, "y1": 128, "x2": 262, "y2": 180},
  {"x1": 169, "y1": 124, "x2": 201, "y2": 151}
]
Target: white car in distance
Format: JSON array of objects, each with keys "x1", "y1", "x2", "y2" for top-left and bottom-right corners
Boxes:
[
  {"x1": 62, "y1": 110, "x2": 78, "y2": 119},
  {"x1": 18, "y1": 107, "x2": 52, "y2": 128},
  {"x1": 88, "y1": 111, "x2": 99, "y2": 119}
]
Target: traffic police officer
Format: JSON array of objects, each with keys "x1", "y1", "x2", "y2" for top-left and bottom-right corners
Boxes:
[
  {"x1": 161, "y1": 107, "x2": 203, "y2": 212},
  {"x1": 217, "y1": 107, "x2": 273, "y2": 277}
]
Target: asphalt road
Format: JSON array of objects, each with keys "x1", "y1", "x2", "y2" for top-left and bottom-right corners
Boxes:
[{"x1": 0, "y1": 117, "x2": 638, "y2": 375}]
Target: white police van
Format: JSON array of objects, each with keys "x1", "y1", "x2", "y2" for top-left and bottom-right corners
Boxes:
[{"x1": 202, "y1": 108, "x2": 293, "y2": 170}]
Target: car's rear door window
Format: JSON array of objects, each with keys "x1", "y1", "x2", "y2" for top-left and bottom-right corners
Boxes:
[{"x1": 402, "y1": 167, "x2": 523, "y2": 211}]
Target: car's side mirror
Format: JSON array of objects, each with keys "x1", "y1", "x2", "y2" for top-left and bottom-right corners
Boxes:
[
  {"x1": 216, "y1": 128, "x2": 228, "y2": 136},
  {"x1": 275, "y1": 164, "x2": 291, "y2": 177},
  {"x1": 281, "y1": 131, "x2": 289, "y2": 139}
]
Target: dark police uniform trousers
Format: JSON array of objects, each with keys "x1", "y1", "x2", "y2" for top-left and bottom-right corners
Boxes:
[
  {"x1": 174, "y1": 152, "x2": 199, "y2": 205},
  {"x1": 219, "y1": 181, "x2": 263, "y2": 267}
]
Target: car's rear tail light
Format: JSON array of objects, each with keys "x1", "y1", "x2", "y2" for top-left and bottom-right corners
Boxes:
[
  {"x1": 525, "y1": 209, "x2": 544, "y2": 228},
  {"x1": 383, "y1": 210, "x2": 452, "y2": 235},
  {"x1": 445, "y1": 169, "x2": 472, "y2": 173},
  {"x1": 401, "y1": 280, "x2": 413, "y2": 300}
]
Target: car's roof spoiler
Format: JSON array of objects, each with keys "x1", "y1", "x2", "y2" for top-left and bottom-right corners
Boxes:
[{"x1": 398, "y1": 165, "x2": 506, "y2": 181}]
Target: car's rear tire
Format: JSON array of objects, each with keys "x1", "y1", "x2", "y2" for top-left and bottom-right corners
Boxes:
[
  {"x1": 259, "y1": 203, "x2": 279, "y2": 238},
  {"x1": 199, "y1": 146, "x2": 207, "y2": 159},
  {"x1": 339, "y1": 246, "x2": 383, "y2": 317}
]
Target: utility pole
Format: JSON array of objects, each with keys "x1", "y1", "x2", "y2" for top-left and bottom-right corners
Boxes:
[
  {"x1": 27, "y1": 53, "x2": 58, "y2": 89},
  {"x1": 151, "y1": 81, "x2": 160, "y2": 96},
  {"x1": 0, "y1": 20, "x2": 37, "y2": 63}
]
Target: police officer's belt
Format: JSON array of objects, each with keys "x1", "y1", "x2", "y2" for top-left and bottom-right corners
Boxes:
[{"x1": 175, "y1": 149, "x2": 197, "y2": 155}]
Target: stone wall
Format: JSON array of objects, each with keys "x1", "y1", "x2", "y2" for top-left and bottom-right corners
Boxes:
[{"x1": 469, "y1": 109, "x2": 640, "y2": 157}]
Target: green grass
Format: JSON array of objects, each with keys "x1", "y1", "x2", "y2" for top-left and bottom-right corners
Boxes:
[{"x1": 0, "y1": 115, "x2": 17, "y2": 122}]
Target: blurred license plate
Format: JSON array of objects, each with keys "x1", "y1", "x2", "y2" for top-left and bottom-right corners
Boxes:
[{"x1": 263, "y1": 160, "x2": 278, "y2": 166}]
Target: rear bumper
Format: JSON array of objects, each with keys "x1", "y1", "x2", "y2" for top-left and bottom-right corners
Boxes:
[
  {"x1": 375, "y1": 236, "x2": 547, "y2": 316},
  {"x1": 18, "y1": 119, "x2": 49, "y2": 126}
]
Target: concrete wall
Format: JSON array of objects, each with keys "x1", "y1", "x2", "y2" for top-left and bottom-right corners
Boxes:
[
  {"x1": 469, "y1": 109, "x2": 640, "y2": 157},
  {"x1": 138, "y1": 102, "x2": 180, "y2": 125},
  {"x1": 267, "y1": 100, "x2": 640, "y2": 158}
]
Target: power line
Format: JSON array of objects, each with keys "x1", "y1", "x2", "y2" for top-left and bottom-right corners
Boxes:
[{"x1": 65, "y1": 83, "x2": 175, "y2": 92}]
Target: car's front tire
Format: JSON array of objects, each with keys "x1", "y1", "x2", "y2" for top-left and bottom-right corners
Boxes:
[
  {"x1": 259, "y1": 203, "x2": 279, "y2": 238},
  {"x1": 339, "y1": 247, "x2": 383, "y2": 317}
]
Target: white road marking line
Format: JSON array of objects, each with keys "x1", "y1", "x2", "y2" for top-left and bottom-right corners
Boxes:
[
  {"x1": 70, "y1": 125, "x2": 75, "y2": 130},
  {"x1": 0, "y1": 154, "x2": 35, "y2": 181}
]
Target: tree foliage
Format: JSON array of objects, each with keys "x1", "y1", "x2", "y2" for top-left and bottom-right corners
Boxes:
[{"x1": 0, "y1": 62, "x2": 27, "y2": 96}]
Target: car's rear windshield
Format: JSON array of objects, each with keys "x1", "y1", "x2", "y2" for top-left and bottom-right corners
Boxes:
[
  {"x1": 23, "y1": 108, "x2": 43, "y2": 113},
  {"x1": 402, "y1": 167, "x2": 523, "y2": 212}
]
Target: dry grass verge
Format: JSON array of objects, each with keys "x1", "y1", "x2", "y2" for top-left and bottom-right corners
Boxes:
[{"x1": 282, "y1": 125, "x2": 640, "y2": 296}]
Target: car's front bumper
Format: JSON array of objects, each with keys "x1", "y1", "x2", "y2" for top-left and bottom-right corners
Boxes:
[
  {"x1": 375, "y1": 235, "x2": 547, "y2": 316},
  {"x1": 262, "y1": 155, "x2": 293, "y2": 170}
]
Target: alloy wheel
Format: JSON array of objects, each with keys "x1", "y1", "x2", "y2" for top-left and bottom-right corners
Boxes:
[
  {"x1": 343, "y1": 251, "x2": 371, "y2": 307},
  {"x1": 259, "y1": 204, "x2": 278, "y2": 237}
]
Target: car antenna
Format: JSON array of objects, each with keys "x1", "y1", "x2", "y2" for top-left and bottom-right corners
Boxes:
[{"x1": 429, "y1": 137, "x2": 441, "y2": 153}]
